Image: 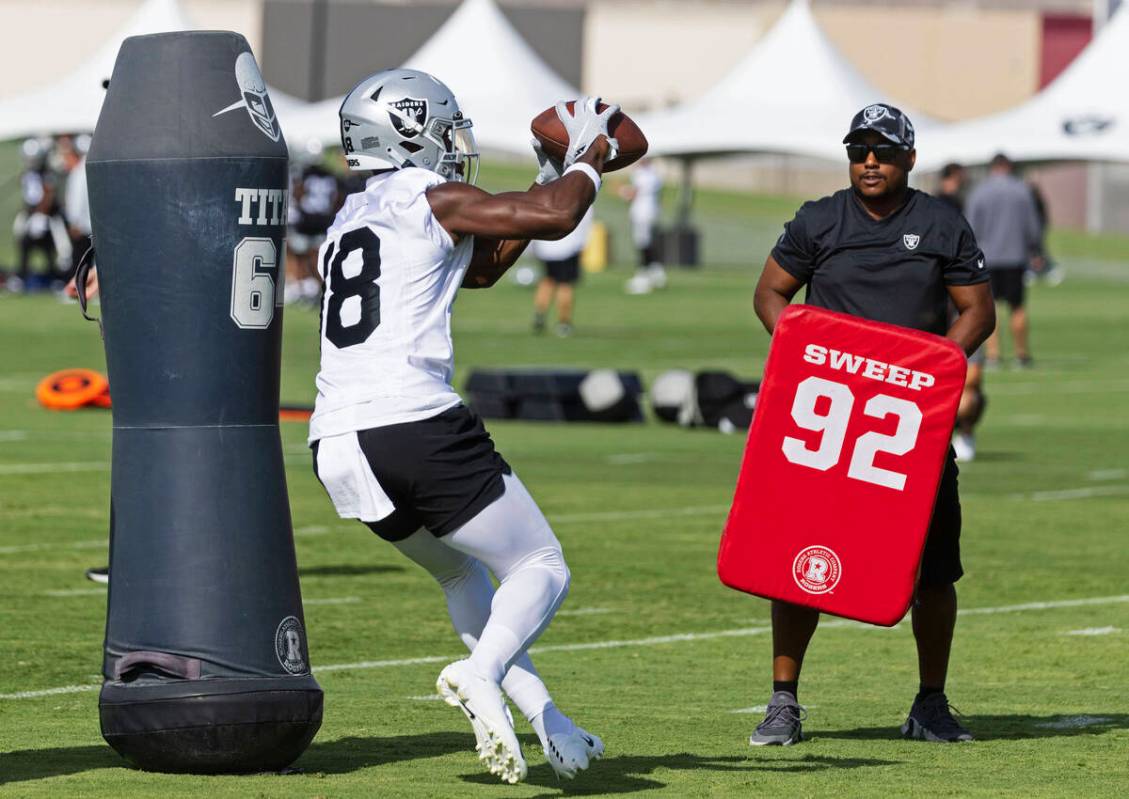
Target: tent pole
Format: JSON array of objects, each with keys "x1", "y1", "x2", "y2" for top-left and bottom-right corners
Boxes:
[
  {"x1": 676, "y1": 156, "x2": 695, "y2": 227},
  {"x1": 309, "y1": 0, "x2": 329, "y2": 100}
]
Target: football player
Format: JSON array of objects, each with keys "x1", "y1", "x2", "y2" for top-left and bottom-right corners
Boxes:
[{"x1": 309, "y1": 69, "x2": 616, "y2": 784}]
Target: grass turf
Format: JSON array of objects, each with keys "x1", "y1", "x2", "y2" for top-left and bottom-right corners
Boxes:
[{"x1": 1, "y1": 208, "x2": 1128, "y2": 795}]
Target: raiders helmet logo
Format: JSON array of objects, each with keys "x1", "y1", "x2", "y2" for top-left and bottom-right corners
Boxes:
[
  {"x1": 903, "y1": 233, "x2": 920, "y2": 250},
  {"x1": 389, "y1": 98, "x2": 428, "y2": 138},
  {"x1": 213, "y1": 52, "x2": 281, "y2": 143},
  {"x1": 863, "y1": 104, "x2": 889, "y2": 123}
]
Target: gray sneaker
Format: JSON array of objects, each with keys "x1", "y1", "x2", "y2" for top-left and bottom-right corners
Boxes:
[
  {"x1": 748, "y1": 691, "x2": 805, "y2": 746},
  {"x1": 901, "y1": 693, "x2": 973, "y2": 742}
]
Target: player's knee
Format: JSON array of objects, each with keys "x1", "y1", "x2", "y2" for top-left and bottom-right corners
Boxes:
[
  {"x1": 515, "y1": 545, "x2": 570, "y2": 602},
  {"x1": 435, "y1": 557, "x2": 485, "y2": 593}
]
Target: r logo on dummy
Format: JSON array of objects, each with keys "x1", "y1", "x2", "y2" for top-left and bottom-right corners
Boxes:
[{"x1": 275, "y1": 616, "x2": 309, "y2": 675}]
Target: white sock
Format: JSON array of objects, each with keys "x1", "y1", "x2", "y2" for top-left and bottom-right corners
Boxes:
[{"x1": 501, "y1": 657, "x2": 573, "y2": 748}]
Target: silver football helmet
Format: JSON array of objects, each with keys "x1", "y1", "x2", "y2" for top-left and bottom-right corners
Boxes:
[{"x1": 338, "y1": 68, "x2": 478, "y2": 183}]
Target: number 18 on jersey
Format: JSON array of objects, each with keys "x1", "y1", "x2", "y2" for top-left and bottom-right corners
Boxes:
[{"x1": 718, "y1": 306, "x2": 967, "y2": 625}]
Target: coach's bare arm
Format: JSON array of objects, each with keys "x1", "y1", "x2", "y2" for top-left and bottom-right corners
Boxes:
[
  {"x1": 753, "y1": 255, "x2": 804, "y2": 334},
  {"x1": 428, "y1": 137, "x2": 610, "y2": 289},
  {"x1": 945, "y1": 282, "x2": 995, "y2": 357}
]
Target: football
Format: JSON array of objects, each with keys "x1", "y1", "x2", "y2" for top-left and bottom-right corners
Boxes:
[{"x1": 531, "y1": 100, "x2": 648, "y2": 173}]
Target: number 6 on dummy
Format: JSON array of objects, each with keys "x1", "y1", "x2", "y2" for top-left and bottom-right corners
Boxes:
[{"x1": 718, "y1": 305, "x2": 967, "y2": 626}]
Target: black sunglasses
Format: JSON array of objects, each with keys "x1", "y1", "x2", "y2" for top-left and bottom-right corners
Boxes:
[{"x1": 845, "y1": 143, "x2": 908, "y2": 164}]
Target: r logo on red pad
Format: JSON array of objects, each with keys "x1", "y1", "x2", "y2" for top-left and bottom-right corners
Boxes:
[{"x1": 793, "y1": 546, "x2": 841, "y2": 594}]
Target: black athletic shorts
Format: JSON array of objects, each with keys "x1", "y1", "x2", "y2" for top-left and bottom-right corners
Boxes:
[
  {"x1": 989, "y1": 266, "x2": 1027, "y2": 310},
  {"x1": 312, "y1": 405, "x2": 511, "y2": 542},
  {"x1": 545, "y1": 254, "x2": 580, "y2": 284},
  {"x1": 919, "y1": 452, "x2": 963, "y2": 588}
]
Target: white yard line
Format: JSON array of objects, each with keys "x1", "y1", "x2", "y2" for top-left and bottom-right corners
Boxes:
[
  {"x1": 43, "y1": 588, "x2": 105, "y2": 597},
  {"x1": 1088, "y1": 469, "x2": 1127, "y2": 481},
  {"x1": 0, "y1": 539, "x2": 106, "y2": 555},
  {"x1": 1064, "y1": 626, "x2": 1118, "y2": 636},
  {"x1": 1021, "y1": 485, "x2": 1129, "y2": 502},
  {"x1": 0, "y1": 462, "x2": 109, "y2": 475},
  {"x1": 0, "y1": 683, "x2": 102, "y2": 700},
  {"x1": 7, "y1": 594, "x2": 1127, "y2": 702},
  {"x1": 304, "y1": 596, "x2": 362, "y2": 606},
  {"x1": 556, "y1": 607, "x2": 614, "y2": 617},
  {"x1": 730, "y1": 705, "x2": 817, "y2": 714},
  {"x1": 990, "y1": 379, "x2": 1129, "y2": 396},
  {"x1": 959, "y1": 595, "x2": 1129, "y2": 616},
  {"x1": 1036, "y1": 715, "x2": 1113, "y2": 730}
]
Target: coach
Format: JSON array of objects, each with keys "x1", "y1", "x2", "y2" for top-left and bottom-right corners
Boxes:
[{"x1": 749, "y1": 104, "x2": 995, "y2": 745}]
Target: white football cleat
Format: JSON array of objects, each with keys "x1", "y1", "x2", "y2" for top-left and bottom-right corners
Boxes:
[
  {"x1": 545, "y1": 726, "x2": 604, "y2": 780},
  {"x1": 952, "y1": 432, "x2": 976, "y2": 463},
  {"x1": 437, "y1": 660, "x2": 527, "y2": 784}
]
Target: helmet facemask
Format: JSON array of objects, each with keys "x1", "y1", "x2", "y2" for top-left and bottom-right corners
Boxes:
[{"x1": 430, "y1": 116, "x2": 479, "y2": 185}]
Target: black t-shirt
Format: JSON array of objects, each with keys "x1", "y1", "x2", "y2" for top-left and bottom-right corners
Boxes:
[{"x1": 771, "y1": 188, "x2": 988, "y2": 335}]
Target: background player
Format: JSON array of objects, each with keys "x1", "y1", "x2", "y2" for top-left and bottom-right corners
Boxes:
[
  {"x1": 309, "y1": 70, "x2": 617, "y2": 784},
  {"x1": 621, "y1": 158, "x2": 665, "y2": 294},
  {"x1": 965, "y1": 153, "x2": 1042, "y2": 368},
  {"x1": 531, "y1": 206, "x2": 594, "y2": 336},
  {"x1": 286, "y1": 150, "x2": 340, "y2": 304},
  {"x1": 750, "y1": 104, "x2": 995, "y2": 746}
]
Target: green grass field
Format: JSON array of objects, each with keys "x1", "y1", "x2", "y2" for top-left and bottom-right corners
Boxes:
[{"x1": 2, "y1": 190, "x2": 1129, "y2": 796}]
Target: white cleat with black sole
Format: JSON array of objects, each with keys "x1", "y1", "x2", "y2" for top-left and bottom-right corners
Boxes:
[
  {"x1": 545, "y1": 726, "x2": 604, "y2": 780},
  {"x1": 437, "y1": 659, "x2": 528, "y2": 784}
]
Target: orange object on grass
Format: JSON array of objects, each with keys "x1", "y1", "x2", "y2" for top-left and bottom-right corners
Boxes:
[{"x1": 36, "y1": 369, "x2": 110, "y2": 410}]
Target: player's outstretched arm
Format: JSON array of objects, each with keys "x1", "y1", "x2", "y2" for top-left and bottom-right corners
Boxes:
[
  {"x1": 428, "y1": 137, "x2": 609, "y2": 245},
  {"x1": 946, "y1": 282, "x2": 995, "y2": 356},
  {"x1": 754, "y1": 256, "x2": 805, "y2": 335}
]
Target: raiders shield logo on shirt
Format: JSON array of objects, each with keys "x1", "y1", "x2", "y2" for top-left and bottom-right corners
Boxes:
[
  {"x1": 389, "y1": 98, "x2": 428, "y2": 138},
  {"x1": 903, "y1": 233, "x2": 920, "y2": 250}
]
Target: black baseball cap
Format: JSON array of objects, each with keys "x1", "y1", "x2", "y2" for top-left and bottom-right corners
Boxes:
[{"x1": 843, "y1": 103, "x2": 915, "y2": 148}]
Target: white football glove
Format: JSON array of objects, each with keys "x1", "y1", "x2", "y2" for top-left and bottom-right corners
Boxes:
[
  {"x1": 531, "y1": 138, "x2": 564, "y2": 185},
  {"x1": 555, "y1": 96, "x2": 620, "y2": 167}
]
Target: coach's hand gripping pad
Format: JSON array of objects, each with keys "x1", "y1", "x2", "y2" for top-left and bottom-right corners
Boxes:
[{"x1": 718, "y1": 306, "x2": 966, "y2": 626}]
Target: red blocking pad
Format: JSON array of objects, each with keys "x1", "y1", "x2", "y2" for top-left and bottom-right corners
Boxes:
[{"x1": 718, "y1": 305, "x2": 967, "y2": 626}]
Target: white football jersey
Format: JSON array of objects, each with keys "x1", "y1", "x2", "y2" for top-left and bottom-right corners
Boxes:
[{"x1": 308, "y1": 168, "x2": 474, "y2": 442}]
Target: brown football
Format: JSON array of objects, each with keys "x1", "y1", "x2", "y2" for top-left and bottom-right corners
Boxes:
[{"x1": 531, "y1": 101, "x2": 648, "y2": 173}]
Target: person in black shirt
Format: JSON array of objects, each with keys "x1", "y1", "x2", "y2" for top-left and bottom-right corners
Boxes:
[{"x1": 750, "y1": 104, "x2": 995, "y2": 746}]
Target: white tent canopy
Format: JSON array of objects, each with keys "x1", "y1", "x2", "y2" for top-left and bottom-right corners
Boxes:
[
  {"x1": 0, "y1": 0, "x2": 304, "y2": 143},
  {"x1": 919, "y1": 8, "x2": 1129, "y2": 169},
  {"x1": 281, "y1": 0, "x2": 578, "y2": 156},
  {"x1": 637, "y1": 0, "x2": 937, "y2": 162}
]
